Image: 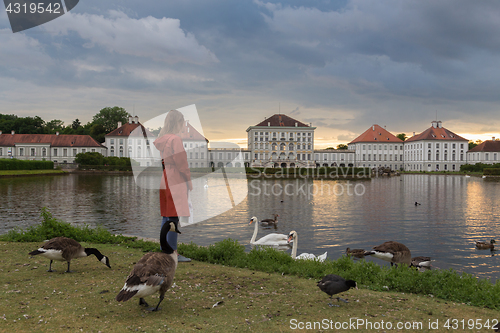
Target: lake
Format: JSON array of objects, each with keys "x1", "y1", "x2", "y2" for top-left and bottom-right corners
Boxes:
[{"x1": 0, "y1": 173, "x2": 499, "y2": 282}]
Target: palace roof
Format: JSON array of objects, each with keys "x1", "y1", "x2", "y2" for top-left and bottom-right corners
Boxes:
[
  {"x1": 0, "y1": 134, "x2": 103, "y2": 147},
  {"x1": 349, "y1": 124, "x2": 403, "y2": 144},
  {"x1": 468, "y1": 140, "x2": 500, "y2": 152}
]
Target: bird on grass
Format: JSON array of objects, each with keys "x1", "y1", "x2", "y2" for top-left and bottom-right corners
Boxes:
[
  {"x1": 317, "y1": 274, "x2": 357, "y2": 307},
  {"x1": 410, "y1": 256, "x2": 432, "y2": 268},
  {"x1": 345, "y1": 248, "x2": 365, "y2": 258},
  {"x1": 364, "y1": 241, "x2": 411, "y2": 266},
  {"x1": 116, "y1": 221, "x2": 180, "y2": 311},
  {"x1": 29, "y1": 237, "x2": 111, "y2": 273}
]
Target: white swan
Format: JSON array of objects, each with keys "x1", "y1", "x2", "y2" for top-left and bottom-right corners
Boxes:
[
  {"x1": 287, "y1": 230, "x2": 327, "y2": 262},
  {"x1": 249, "y1": 216, "x2": 290, "y2": 246}
]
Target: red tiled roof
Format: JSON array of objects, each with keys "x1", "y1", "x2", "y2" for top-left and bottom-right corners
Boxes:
[
  {"x1": 349, "y1": 124, "x2": 403, "y2": 144},
  {"x1": 0, "y1": 134, "x2": 104, "y2": 147},
  {"x1": 468, "y1": 140, "x2": 500, "y2": 152},
  {"x1": 106, "y1": 123, "x2": 154, "y2": 137},
  {"x1": 406, "y1": 124, "x2": 468, "y2": 142},
  {"x1": 254, "y1": 114, "x2": 310, "y2": 127}
]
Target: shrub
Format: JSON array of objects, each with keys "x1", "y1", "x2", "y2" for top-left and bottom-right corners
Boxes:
[
  {"x1": 0, "y1": 159, "x2": 54, "y2": 170},
  {"x1": 484, "y1": 168, "x2": 500, "y2": 176}
]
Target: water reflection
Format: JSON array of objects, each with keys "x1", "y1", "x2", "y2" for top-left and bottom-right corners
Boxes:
[{"x1": 0, "y1": 173, "x2": 498, "y2": 281}]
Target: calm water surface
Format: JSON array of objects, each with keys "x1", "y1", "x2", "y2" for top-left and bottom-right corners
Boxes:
[{"x1": 1, "y1": 173, "x2": 499, "y2": 281}]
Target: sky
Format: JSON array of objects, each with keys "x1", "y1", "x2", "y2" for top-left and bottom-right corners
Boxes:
[{"x1": 1, "y1": 0, "x2": 500, "y2": 149}]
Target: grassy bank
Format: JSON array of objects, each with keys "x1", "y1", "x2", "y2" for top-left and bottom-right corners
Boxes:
[
  {"x1": 1, "y1": 209, "x2": 499, "y2": 331},
  {"x1": 2, "y1": 241, "x2": 499, "y2": 333},
  {"x1": 0, "y1": 169, "x2": 67, "y2": 177}
]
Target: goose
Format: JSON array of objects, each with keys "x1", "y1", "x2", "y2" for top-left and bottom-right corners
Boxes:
[
  {"x1": 476, "y1": 239, "x2": 496, "y2": 250},
  {"x1": 345, "y1": 247, "x2": 365, "y2": 258},
  {"x1": 287, "y1": 231, "x2": 327, "y2": 262},
  {"x1": 249, "y1": 216, "x2": 290, "y2": 246},
  {"x1": 28, "y1": 237, "x2": 111, "y2": 273},
  {"x1": 116, "y1": 221, "x2": 180, "y2": 311},
  {"x1": 317, "y1": 274, "x2": 357, "y2": 306},
  {"x1": 364, "y1": 241, "x2": 411, "y2": 266},
  {"x1": 260, "y1": 214, "x2": 279, "y2": 226},
  {"x1": 410, "y1": 256, "x2": 432, "y2": 268}
]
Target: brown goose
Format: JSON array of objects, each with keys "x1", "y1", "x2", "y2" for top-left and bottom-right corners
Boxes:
[
  {"x1": 29, "y1": 237, "x2": 111, "y2": 272},
  {"x1": 364, "y1": 241, "x2": 411, "y2": 266},
  {"x1": 260, "y1": 214, "x2": 279, "y2": 226},
  {"x1": 476, "y1": 239, "x2": 495, "y2": 250},
  {"x1": 410, "y1": 256, "x2": 432, "y2": 268},
  {"x1": 116, "y1": 221, "x2": 180, "y2": 311},
  {"x1": 346, "y1": 247, "x2": 365, "y2": 258},
  {"x1": 317, "y1": 274, "x2": 357, "y2": 306}
]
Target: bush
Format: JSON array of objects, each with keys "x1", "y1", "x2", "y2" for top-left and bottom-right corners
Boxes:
[
  {"x1": 461, "y1": 163, "x2": 500, "y2": 173},
  {"x1": 484, "y1": 168, "x2": 500, "y2": 175},
  {"x1": 0, "y1": 158, "x2": 54, "y2": 170},
  {"x1": 74, "y1": 152, "x2": 132, "y2": 171}
]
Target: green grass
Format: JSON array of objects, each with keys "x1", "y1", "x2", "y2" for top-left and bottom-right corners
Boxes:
[
  {"x1": 1, "y1": 241, "x2": 500, "y2": 333},
  {"x1": 0, "y1": 169, "x2": 67, "y2": 176},
  {"x1": 2, "y1": 208, "x2": 500, "y2": 311}
]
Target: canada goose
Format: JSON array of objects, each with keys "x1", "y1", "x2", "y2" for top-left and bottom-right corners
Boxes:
[
  {"x1": 28, "y1": 237, "x2": 111, "y2": 273},
  {"x1": 287, "y1": 231, "x2": 327, "y2": 262},
  {"x1": 364, "y1": 241, "x2": 411, "y2": 266},
  {"x1": 476, "y1": 239, "x2": 496, "y2": 250},
  {"x1": 249, "y1": 216, "x2": 290, "y2": 246},
  {"x1": 345, "y1": 248, "x2": 365, "y2": 258},
  {"x1": 260, "y1": 214, "x2": 279, "y2": 226},
  {"x1": 317, "y1": 274, "x2": 357, "y2": 306},
  {"x1": 116, "y1": 221, "x2": 181, "y2": 311},
  {"x1": 410, "y1": 256, "x2": 432, "y2": 268}
]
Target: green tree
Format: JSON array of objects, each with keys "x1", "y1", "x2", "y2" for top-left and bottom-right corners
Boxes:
[
  {"x1": 75, "y1": 152, "x2": 104, "y2": 166},
  {"x1": 89, "y1": 123, "x2": 107, "y2": 143},
  {"x1": 72, "y1": 119, "x2": 81, "y2": 130},
  {"x1": 468, "y1": 140, "x2": 483, "y2": 150},
  {"x1": 325, "y1": 147, "x2": 335, "y2": 150},
  {"x1": 336, "y1": 144, "x2": 348, "y2": 150},
  {"x1": 44, "y1": 119, "x2": 65, "y2": 134},
  {"x1": 91, "y1": 107, "x2": 130, "y2": 134},
  {"x1": 396, "y1": 133, "x2": 407, "y2": 141}
]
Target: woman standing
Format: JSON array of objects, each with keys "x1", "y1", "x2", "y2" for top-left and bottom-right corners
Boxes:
[{"x1": 154, "y1": 110, "x2": 192, "y2": 262}]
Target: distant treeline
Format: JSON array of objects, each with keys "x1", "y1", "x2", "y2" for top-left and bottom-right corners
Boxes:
[
  {"x1": 0, "y1": 106, "x2": 131, "y2": 143},
  {"x1": 0, "y1": 159, "x2": 54, "y2": 170}
]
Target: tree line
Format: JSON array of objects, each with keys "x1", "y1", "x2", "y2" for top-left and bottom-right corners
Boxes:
[{"x1": 0, "y1": 106, "x2": 130, "y2": 143}]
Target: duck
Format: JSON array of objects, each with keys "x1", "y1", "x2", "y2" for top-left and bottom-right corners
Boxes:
[
  {"x1": 364, "y1": 241, "x2": 411, "y2": 266},
  {"x1": 345, "y1": 248, "x2": 365, "y2": 258},
  {"x1": 414, "y1": 202, "x2": 421, "y2": 206},
  {"x1": 116, "y1": 221, "x2": 180, "y2": 311},
  {"x1": 410, "y1": 256, "x2": 432, "y2": 268},
  {"x1": 476, "y1": 239, "x2": 496, "y2": 250},
  {"x1": 260, "y1": 214, "x2": 279, "y2": 226},
  {"x1": 317, "y1": 274, "x2": 357, "y2": 306},
  {"x1": 28, "y1": 237, "x2": 111, "y2": 273},
  {"x1": 249, "y1": 216, "x2": 290, "y2": 246},
  {"x1": 287, "y1": 231, "x2": 327, "y2": 262}
]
